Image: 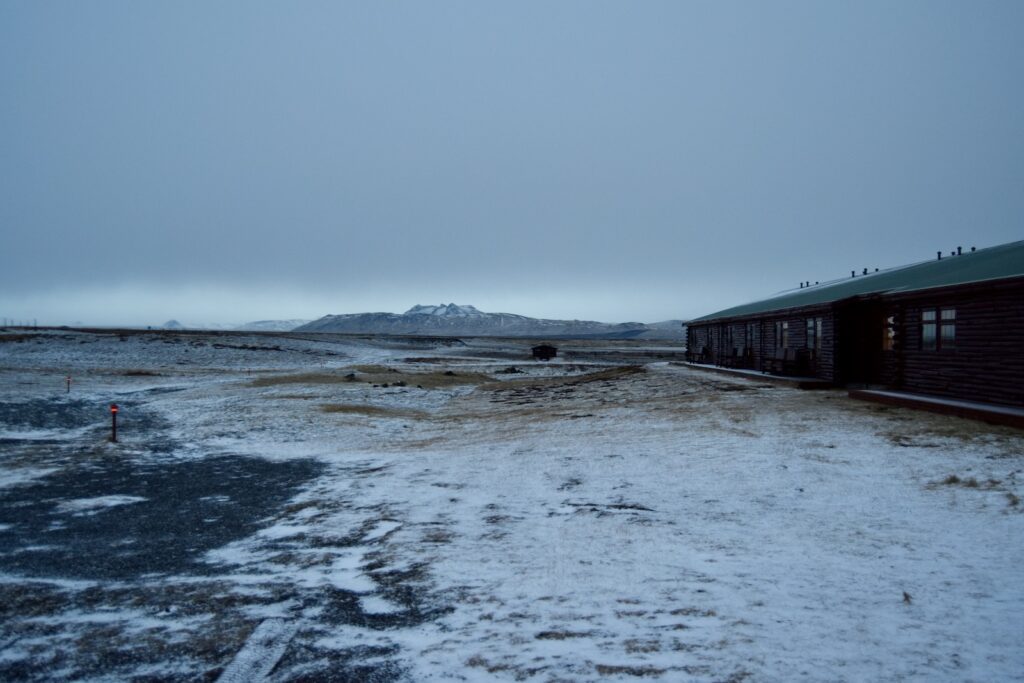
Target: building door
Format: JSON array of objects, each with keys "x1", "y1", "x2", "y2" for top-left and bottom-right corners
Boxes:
[{"x1": 837, "y1": 300, "x2": 886, "y2": 387}]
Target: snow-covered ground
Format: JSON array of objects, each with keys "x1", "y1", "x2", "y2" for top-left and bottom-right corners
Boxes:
[{"x1": 0, "y1": 330, "x2": 1021, "y2": 681}]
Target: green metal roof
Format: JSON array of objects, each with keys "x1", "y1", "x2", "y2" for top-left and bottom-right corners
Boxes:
[{"x1": 688, "y1": 240, "x2": 1024, "y2": 324}]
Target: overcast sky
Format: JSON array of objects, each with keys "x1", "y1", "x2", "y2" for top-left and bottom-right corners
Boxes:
[{"x1": 2, "y1": 1, "x2": 1022, "y2": 326}]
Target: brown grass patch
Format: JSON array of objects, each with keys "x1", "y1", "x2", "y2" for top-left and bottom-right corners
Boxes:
[
  {"x1": 936, "y1": 474, "x2": 1003, "y2": 489},
  {"x1": 478, "y1": 365, "x2": 645, "y2": 392},
  {"x1": 252, "y1": 366, "x2": 491, "y2": 389},
  {"x1": 624, "y1": 639, "x2": 661, "y2": 653},
  {"x1": 251, "y1": 372, "x2": 356, "y2": 387},
  {"x1": 535, "y1": 630, "x2": 593, "y2": 640},
  {"x1": 319, "y1": 404, "x2": 428, "y2": 419},
  {"x1": 595, "y1": 664, "x2": 665, "y2": 677},
  {"x1": 669, "y1": 607, "x2": 716, "y2": 617}
]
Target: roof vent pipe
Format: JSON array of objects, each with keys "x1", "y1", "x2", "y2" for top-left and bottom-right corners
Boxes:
[
  {"x1": 851, "y1": 270, "x2": 856, "y2": 277},
  {"x1": 971, "y1": 246, "x2": 976, "y2": 252},
  {"x1": 957, "y1": 246, "x2": 962, "y2": 255},
  {"x1": 863, "y1": 268, "x2": 868, "y2": 275},
  {"x1": 875, "y1": 268, "x2": 879, "y2": 272},
  {"x1": 937, "y1": 251, "x2": 942, "y2": 260}
]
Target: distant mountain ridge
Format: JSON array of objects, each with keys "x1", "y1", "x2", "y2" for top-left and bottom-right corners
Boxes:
[
  {"x1": 295, "y1": 304, "x2": 683, "y2": 339},
  {"x1": 237, "y1": 319, "x2": 311, "y2": 332},
  {"x1": 155, "y1": 319, "x2": 311, "y2": 331}
]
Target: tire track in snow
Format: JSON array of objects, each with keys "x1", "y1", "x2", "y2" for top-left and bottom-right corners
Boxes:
[{"x1": 217, "y1": 618, "x2": 298, "y2": 683}]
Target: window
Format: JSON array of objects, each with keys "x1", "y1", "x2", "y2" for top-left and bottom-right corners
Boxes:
[
  {"x1": 922, "y1": 307, "x2": 955, "y2": 350},
  {"x1": 940, "y1": 308, "x2": 956, "y2": 349},
  {"x1": 775, "y1": 320, "x2": 789, "y2": 349},
  {"x1": 806, "y1": 317, "x2": 822, "y2": 353},
  {"x1": 921, "y1": 309, "x2": 936, "y2": 350},
  {"x1": 882, "y1": 315, "x2": 895, "y2": 351}
]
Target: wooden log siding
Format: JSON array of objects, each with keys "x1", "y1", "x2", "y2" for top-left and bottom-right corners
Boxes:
[
  {"x1": 888, "y1": 279, "x2": 1024, "y2": 407},
  {"x1": 686, "y1": 275, "x2": 1023, "y2": 405},
  {"x1": 688, "y1": 325, "x2": 713, "y2": 360},
  {"x1": 815, "y1": 314, "x2": 837, "y2": 381},
  {"x1": 689, "y1": 307, "x2": 835, "y2": 380}
]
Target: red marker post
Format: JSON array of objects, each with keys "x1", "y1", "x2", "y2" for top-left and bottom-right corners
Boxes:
[{"x1": 110, "y1": 404, "x2": 119, "y2": 443}]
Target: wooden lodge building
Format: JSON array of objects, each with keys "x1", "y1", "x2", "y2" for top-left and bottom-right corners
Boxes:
[{"x1": 686, "y1": 240, "x2": 1024, "y2": 408}]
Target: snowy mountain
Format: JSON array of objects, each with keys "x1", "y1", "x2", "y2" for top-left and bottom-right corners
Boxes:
[
  {"x1": 294, "y1": 304, "x2": 653, "y2": 338},
  {"x1": 237, "y1": 319, "x2": 310, "y2": 332},
  {"x1": 404, "y1": 304, "x2": 484, "y2": 317}
]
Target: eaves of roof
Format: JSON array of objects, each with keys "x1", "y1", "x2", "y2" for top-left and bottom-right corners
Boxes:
[{"x1": 687, "y1": 240, "x2": 1024, "y2": 325}]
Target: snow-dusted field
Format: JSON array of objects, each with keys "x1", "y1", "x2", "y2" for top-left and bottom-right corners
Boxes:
[{"x1": 1, "y1": 329, "x2": 1021, "y2": 681}]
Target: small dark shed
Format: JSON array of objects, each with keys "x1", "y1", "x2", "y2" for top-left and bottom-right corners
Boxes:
[{"x1": 532, "y1": 344, "x2": 558, "y2": 361}]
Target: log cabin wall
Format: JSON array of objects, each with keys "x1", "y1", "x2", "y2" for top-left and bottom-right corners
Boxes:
[
  {"x1": 688, "y1": 306, "x2": 834, "y2": 380},
  {"x1": 689, "y1": 278, "x2": 1022, "y2": 405},
  {"x1": 689, "y1": 325, "x2": 712, "y2": 359},
  {"x1": 887, "y1": 277, "x2": 1024, "y2": 407},
  {"x1": 814, "y1": 313, "x2": 837, "y2": 381},
  {"x1": 709, "y1": 325, "x2": 721, "y2": 363},
  {"x1": 765, "y1": 309, "x2": 835, "y2": 381}
]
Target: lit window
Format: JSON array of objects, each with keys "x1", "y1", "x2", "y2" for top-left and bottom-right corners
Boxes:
[
  {"x1": 921, "y1": 309, "x2": 937, "y2": 350},
  {"x1": 883, "y1": 315, "x2": 895, "y2": 351}
]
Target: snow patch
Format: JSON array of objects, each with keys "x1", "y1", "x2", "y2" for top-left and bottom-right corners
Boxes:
[
  {"x1": 363, "y1": 520, "x2": 401, "y2": 542},
  {"x1": 56, "y1": 495, "x2": 147, "y2": 516},
  {"x1": 360, "y1": 595, "x2": 404, "y2": 615}
]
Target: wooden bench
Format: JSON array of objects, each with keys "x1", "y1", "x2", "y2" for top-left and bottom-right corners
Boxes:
[
  {"x1": 765, "y1": 348, "x2": 812, "y2": 376},
  {"x1": 721, "y1": 346, "x2": 754, "y2": 369},
  {"x1": 686, "y1": 345, "x2": 712, "y2": 364}
]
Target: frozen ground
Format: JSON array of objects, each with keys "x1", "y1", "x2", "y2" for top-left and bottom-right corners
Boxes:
[{"x1": 0, "y1": 329, "x2": 1021, "y2": 681}]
